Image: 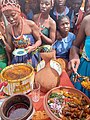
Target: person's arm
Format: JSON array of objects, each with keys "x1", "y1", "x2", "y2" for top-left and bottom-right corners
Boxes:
[
  {"x1": 68, "y1": 18, "x2": 86, "y2": 73},
  {"x1": 40, "y1": 18, "x2": 56, "y2": 44},
  {"x1": 0, "y1": 32, "x2": 11, "y2": 52},
  {"x1": 5, "y1": 25, "x2": 14, "y2": 52},
  {"x1": 6, "y1": 51, "x2": 11, "y2": 65},
  {"x1": 25, "y1": 21, "x2": 42, "y2": 53}
]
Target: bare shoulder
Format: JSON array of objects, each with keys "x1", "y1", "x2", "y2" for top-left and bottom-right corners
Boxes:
[
  {"x1": 49, "y1": 17, "x2": 56, "y2": 26},
  {"x1": 25, "y1": 19, "x2": 36, "y2": 27},
  {"x1": 82, "y1": 15, "x2": 90, "y2": 24},
  {"x1": 33, "y1": 13, "x2": 40, "y2": 21}
]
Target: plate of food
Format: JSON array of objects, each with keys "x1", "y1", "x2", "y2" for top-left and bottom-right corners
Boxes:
[
  {"x1": 12, "y1": 48, "x2": 28, "y2": 56},
  {"x1": 72, "y1": 73, "x2": 90, "y2": 90},
  {"x1": 44, "y1": 86, "x2": 90, "y2": 120}
]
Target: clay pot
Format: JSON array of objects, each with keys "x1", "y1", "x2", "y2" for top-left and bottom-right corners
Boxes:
[
  {"x1": 35, "y1": 60, "x2": 62, "y2": 93},
  {"x1": 44, "y1": 86, "x2": 90, "y2": 120},
  {"x1": 0, "y1": 94, "x2": 34, "y2": 120},
  {"x1": 40, "y1": 50, "x2": 56, "y2": 65}
]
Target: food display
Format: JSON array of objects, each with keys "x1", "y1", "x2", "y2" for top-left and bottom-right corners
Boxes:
[
  {"x1": 81, "y1": 80, "x2": 90, "y2": 90},
  {"x1": 2, "y1": 64, "x2": 32, "y2": 80},
  {"x1": 44, "y1": 87, "x2": 90, "y2": 120},
  {"x1": 1, "y1": 63, "x2": 35, "y2": 95},
  {"x1": 72, "y1": 73, "x2": 90, "y2": 90},
  {"x1": 32, "y1": 111, "x2": 50, "y2": 120}
]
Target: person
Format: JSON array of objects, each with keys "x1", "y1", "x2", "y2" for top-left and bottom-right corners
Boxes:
[
  {"x1": 68, "y1": 14, "x2": 90, "y2": 98},
  {"x1": 68, "y1": 0, "x2": 83, "y2": 34},
  {"x1": 50, "y1": 0, "x2": 69, "y2": 29},
  {"x1": 0, "y1": 10, "x2": 11, "y2": 72},
  {"x1": 18, "y1": 0, "x2": 26, "y2": 14},
  {"x1": 1, "y1": 0, "x2": 42, "y2": 68},
  {"x1": 30, "y1": 0, "x2": 40, "y2": 15},
  {"x1": 53, "y1": 16, "x2": 76, "y2": 61},
  {"x1": 84, "y1": 0, "x2": 90, "y2": 16},
  {"x1": 25, "y1": 2, "x2": 34, "y2": 20},
  {"x1": 33, "y1": 0, "x2": 56, "y2": 45}
]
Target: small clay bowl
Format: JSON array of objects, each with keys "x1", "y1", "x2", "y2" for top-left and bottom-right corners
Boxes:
[{"x1": 0, "y1": 94, "x2": 33, "y2": 120}]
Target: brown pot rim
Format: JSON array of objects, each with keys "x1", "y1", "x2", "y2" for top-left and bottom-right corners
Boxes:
[
  {"x1": 1, "y1": 63, "x2": 34, "y2": 83},
  {"x1": 44, "y1": 86, "x2": 90, "y2": 120},
  {"x1": 0, "y1": 94, "x2": 33, "y2": 120}
]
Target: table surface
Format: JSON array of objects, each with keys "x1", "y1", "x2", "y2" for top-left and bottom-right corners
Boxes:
[
  {"x1": 29, "y1": 70, "x2": 74, "y2": 119},
  {"x1": 0, "y1": 70, "x2": 74, "y2": 120},
  {"x1": 29, "y1": 70, "x2": 74, "y2": 109}
]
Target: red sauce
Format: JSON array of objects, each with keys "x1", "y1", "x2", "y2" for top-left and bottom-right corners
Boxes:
[{"x1": 7, "y1": 103, "x2": 28, "y2": 119}]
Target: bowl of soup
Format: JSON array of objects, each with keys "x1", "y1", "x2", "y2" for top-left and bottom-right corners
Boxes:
[{"x1": 0, "y1": 63, "x2": 35, "y2": 95}]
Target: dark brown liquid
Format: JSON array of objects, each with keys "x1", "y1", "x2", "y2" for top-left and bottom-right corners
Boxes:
[{"x1": 7, "y1": 103, "x2": 28, "y2": 119}]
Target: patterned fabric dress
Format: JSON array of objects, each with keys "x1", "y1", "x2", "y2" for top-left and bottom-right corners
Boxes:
[
  {"x1": 70, "y1": 36, "x2": 90, "y2": 98},
  {"x1": 12, "y1": 34, "x2": 40, "y2": 68}
]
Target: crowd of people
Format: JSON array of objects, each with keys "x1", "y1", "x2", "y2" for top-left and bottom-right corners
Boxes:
[{"x1": 0, "y1": 0, "x2": 90, "y2": 98}]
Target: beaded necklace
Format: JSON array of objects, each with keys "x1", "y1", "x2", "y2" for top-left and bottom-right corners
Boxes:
[
  {"x1": 11, "y1": 17, "x2": 24, "y2": 40},
  {"x1": 37, "y1": 13, "x2": 50, "y2": 31}
]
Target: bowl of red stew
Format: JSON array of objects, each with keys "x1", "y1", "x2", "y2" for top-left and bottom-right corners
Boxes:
[
  {"x1": 44, "y1": 86, "x2": 90, "y2": 120},
  {"x1": 0, "y1": 94, "x2": 34, "y2": 120}
]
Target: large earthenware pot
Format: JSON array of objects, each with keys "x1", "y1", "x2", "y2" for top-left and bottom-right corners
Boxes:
[
  {"x1": 0, "y1": 63, "x2": 35, "y2": 95},
  {"x1": 0, "y1": 94, "x2": 34, "y2": 120},
  {"x1": 35, "y1": 60, "x2": 62, "y2": 93}
]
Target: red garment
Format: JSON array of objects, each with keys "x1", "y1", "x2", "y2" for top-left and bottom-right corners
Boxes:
[{"x1": 74, "y1": 9, "x2": 84, "y2": 35}]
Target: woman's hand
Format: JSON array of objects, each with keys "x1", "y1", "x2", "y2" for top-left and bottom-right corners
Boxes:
[
  {"x1": 68, "y1": 56, "x2": 80, "y2": 73},
  {"x1": 25, "y1": 46, "x2": 35, "y2": 53}
]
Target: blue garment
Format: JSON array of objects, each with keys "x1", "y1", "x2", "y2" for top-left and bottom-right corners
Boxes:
[
  {"x1": 12, "y1": 34, "x2": 40, "y2": 68},
  {"x1": 27, "y1": 10, "x2": 34, "y2": 20},
  {"x1": 70, "y1": 36, "x2": 90, "y2": 98},
  {"x1": 50, "y1": 7, "x2": 70, "y2": 30},
  {"x1": 85, "y1": 36, "x2": 90, "y2": 60},
  {"x1": 53, "y1": 32, "x2": 76, "y2": 60}
]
